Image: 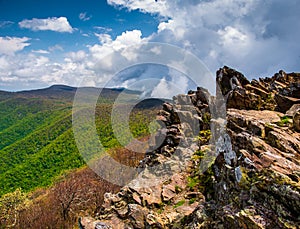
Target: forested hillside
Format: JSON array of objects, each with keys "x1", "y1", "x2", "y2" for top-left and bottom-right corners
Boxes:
[{"x1": 0, "y1": 85, "x2": 160, "y2": 196}]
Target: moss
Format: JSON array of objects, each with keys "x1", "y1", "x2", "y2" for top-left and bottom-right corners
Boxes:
[
  {"x1": 194, "y1": 150, "x2": 205, "y2": 157},
  {"x1": 277, "y1": 115, "x2": 291, "y2": 127},
  {"x1": 194, "y1": 130, "x2": 211, "y2": 145},
  {"x1": 175, "y1": 185, "x2": 182, "y2": 194},
  {"x1": 202, "y1": 112, "x2": 211, "y2": 124},
  {"x1": 198, "y1": 166, "x2": 214, "y2": 197},
  {"x1": 173, "y1": 200, "x2": 185, "y2": 208},
  {"x1": 238, "y1": 168, "x2": 251, "y2": 190},
  {"x1": 191, "y1": 150, "x2": 205, "y2": 162},
  {"x1": 157, "y1": 208, "x2": 163, "y2": 214},
  {"x1": 188, "y1": 149, "x2": 215, "y2": 198},
  {"x1": 187, "y1": 176, "x2": 200, "y2": 190},
  {"x1": 188, "y1": 198, "x2": 196, "y2": 204}
]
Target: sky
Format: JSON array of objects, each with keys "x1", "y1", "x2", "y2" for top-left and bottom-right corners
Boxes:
[{"x1": 0, "y1": 0, "x2": 300, "y2": 94}]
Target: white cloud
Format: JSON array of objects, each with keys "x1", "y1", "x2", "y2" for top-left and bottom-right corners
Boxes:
[
  {"x1": 48, "y1": 44, "x2": 64, "y2": 52},
  {"x1": 0, "y1": 36, "x2": 30, "y2": 55},
  {"x1": 65, "y1": 50, "x2": 87, "y2": 63},
  {"x1": 0, "y1": 21, "x2": 14, "y2": 28},
  {"x1": 107, "y1": 0, "x2": 169, "y2": 16},
  {"x1": 0, "y1": 52, "x2": 95, "y2": 90},
  {"x1": 95, "y1": 33, "x2": 112, "y2": 44},
  {"x1": 2, "y1": 0, "x2": 300, "y2": 92},
  {"x1": 79, "y1": 12, "x2": 92, "y2": 21},
  {"x1": 32, "y1": 49, "x2": 50, "y2": 54},
  {"x1": 89, "y1": 30, "x2": 147, "y2": 64},
  {"x1": 19, "y1": 17, "x2": 73, "y2": 33},
  {"x1": 94, "y1": 26, "x2": 113, "y2": 33},
  {"x1": 0, "y1": 30, "x2": 151, "y2": 91},
  {"x1": 151, "y1": 72, "x2": 188, "y2": 99},
  {"x1": 108, "y1": 0, "x2": 300, "y2": 78}
]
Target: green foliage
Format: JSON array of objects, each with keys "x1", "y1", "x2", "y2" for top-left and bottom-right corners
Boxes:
[
  {"x1": 202, "y1": 112, "x2": 211, "y2": 124},
  {"x1": 175, "y1": 185, "x2": 182, "y2": 193},
  {"x1": 187, "y1": 176, "x2": 200, "y2": 189},
  {"x1": 277, "y1": 115, "x2": 291, "y2": 127},
  {"x1": 0, "y1": 92, "x2": 157, "y2": 197},
  {"x1": 188, "y1": 150, "x2": 215, "y2": 199},
  {"x1": 173, "y1": 200, "x2": 185, "y2": 208},
  {"x1": 188, "y1": 198, "x2": 196, "y2": 204},
  {"x1": 194, "y1": 130, "x2": 211, "y2": 145},
  {"x1": 0, "y1": 188, "x2": 30, "y2": 228}
]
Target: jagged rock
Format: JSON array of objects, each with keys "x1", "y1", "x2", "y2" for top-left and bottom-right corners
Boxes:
[
  {"x1": 163, "y1": 102, "x2": 173, "y2": 113},
  {"x1": 138, "y1": 185, "x2": 162, "y2": 206},
  {"x1": 80, "y1": 217, "x2": 116, "y2": 229},
  {"x1": 227, "y1": 109, "x2": 282, "y2": 138},
  {"x1": 162, "y1": 184, "x2": 176, "y2": 201},
  {"x1": 275, "y1": 94, "x2": 300, "y2": 113},
  {"x1": 217, "y1": 66, "x2": 300, "y2": 112},
  {"x1": 217, "y1": 66, "x2": 250, "y2": 96},
  {"x1": 237, "y1": 209, "x2": 265, "y2": 229},
  {"x1": 146, "y1": 213, "x2": 164, "y2": 228},
  {"x1": 228, "y1": 109, "x2": 300, "y2": 175},
  {"x1": 128, "y1": 204, "x2": 148, "y2": 228},
  {"x1": 175, "y1": 201, "x2": 199, "y2": 216},
  {"x1": 293, "y1": 109, "x2": 300, "y2": 132},
  {"x1": 132, "y1": 192, "x2": 142, "y2": 205},
  {"x1": 286, "y1": 104, "x2": 300, "y2": 117}
]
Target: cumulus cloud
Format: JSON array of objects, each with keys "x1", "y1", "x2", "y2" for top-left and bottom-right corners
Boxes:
[
  {"x1": 89, "y1": 30, "x2": 148, "y2": 63},
  {"x1": 79, "y1": 12, "x2": 92, "y2": 21},
  {"x1": 151, "y1": 69, "x2": 189, "y2": 98},
  {"x1": 19, "y1": 17, "x2": 74, "y2": 33},
  {"x1": 95, "y1": 33, "x2": 113, "y2": 44},
  {"x1": 3, "y1": 0, "x2": 300, "y2": 92},
  {"x1": 107, "y1": 0, "x2": 168, "y2": 16},
  {"x1": 65, "y1": 50, "x2": 87, "y2": 63},
  {"x1": 0, "y1": 52, "x2": 95, "y2": 90},
  {"x1": 0, "y1": 30, "x2": 148, "y2": 90},
  {"x1": 108, "y1": 0, "x2": 300, "y2": 78},
  {"x1": 0, "y1": 36, "x2": 30, "y2": 55}
]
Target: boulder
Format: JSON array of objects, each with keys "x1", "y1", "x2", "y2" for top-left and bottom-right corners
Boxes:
[
  {"x1": 293, "y1": 109, "x2": 300, "y2": 132},
  {"x1": 286, "y1": 104, "x2": 300, "y2": 117}
]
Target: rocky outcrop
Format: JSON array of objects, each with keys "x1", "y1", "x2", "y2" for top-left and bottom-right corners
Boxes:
[
  {"x1": 81, "y1": 66, "x2": 300, "y2": 229},
  {"x1": 80, "y1": 88, "x2": 210, "y2": 228},
  {"x1": 185, "y1": 67, "x2": 300, "y2": 229},
  {"x1": 217, "y1": 66, "x2": 300, "y2": 112}
]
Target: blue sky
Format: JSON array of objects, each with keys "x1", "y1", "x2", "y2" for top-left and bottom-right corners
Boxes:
[
  {"x1": 0, "y1": 0, "x2": 299, "y2": 93},
  {"x1": 0, "y1": 0, "x2": 158, "y2": 54}
]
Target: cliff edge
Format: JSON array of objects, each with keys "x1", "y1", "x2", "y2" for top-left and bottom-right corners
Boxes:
[{"x1": 81, "y1": 67, "x2": 300, "y2": 229}]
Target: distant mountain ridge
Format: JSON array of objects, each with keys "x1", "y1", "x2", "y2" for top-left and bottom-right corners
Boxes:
[{"x1": 0, "y1": 84, "x2": 141, "y2": 101}]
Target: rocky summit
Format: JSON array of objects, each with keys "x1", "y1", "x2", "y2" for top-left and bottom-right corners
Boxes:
[{"x1": 80, "y1": 66, "x2": 300, "y2": 229}]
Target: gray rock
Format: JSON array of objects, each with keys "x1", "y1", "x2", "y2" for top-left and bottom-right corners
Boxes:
[{"x1": 95, "y1": 222, "x2": 112, "y2": 229}]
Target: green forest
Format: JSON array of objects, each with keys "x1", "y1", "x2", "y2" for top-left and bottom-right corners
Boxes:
[{"x1": 0, "y1": 86, "x2": 159, "y2": 197}]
